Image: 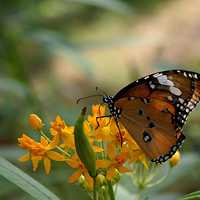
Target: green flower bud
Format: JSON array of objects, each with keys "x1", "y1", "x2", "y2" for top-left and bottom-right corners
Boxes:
[
  {"x1": 96, "y1": 174, "x2": 107, "y2": 187},
  {"x1": 79, "y1": 175, "x2": 86, "y2": 189},
  {"x1": 74, "y1": 107, "x2": 96, "y2": 177},
  {"x1": 111, "y1": 169, "x2": 120, "y2": 184}
]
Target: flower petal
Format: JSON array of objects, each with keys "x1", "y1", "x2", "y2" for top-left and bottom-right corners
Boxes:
[
  {"x1": 31, "y1": 157, "x2": 40, "y2": 171},
  {"x1": 49, "y1": 135, "x2": 60, "y2": 149},
  {"x1": 18, "y1": 153, "x2": 30, "y2": 162},
  {"x1": 96, "y1": 160, "x2": 111, "y2": 168},
  {"x1": 118, "y1": 166, "x2": 131, "y2": 173},
  {"x1": 40, "y1": 136, "x2": 48, "y2": 146},
  {"x1": 84, "y1": 173, "x2": 94, "y2": 191},
  {"x1": 66, "y1": 158, "x2": 80, "y2": 168},
  {"x1": 68, "y1": 171, "x2": 81, "y2": 183},
  {"x1": 44, "y1": 157, "x2": 51, "y2": 175},
  {"x1": 93, "y1": 145, "x2": 104, "y2": 153},
  {"x1": 107, "y1": 143, "x2": 116, "y2": 159},
  {"x1": 47, "y1": 151, "x2": 65, "y2": 161},
  {"x1": 106, "y1": 168, "x2": 117, "y2": 180}
]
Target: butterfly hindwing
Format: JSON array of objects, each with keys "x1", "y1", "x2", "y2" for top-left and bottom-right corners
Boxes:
[{"x1": 115, "y1": 97, "x2": 185, "y2": 163}]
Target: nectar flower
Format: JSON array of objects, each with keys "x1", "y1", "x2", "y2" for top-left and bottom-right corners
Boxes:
[
  {"x1": 18, "y1": 104, "x2": 150, "y2": 195},
  {"x1": 106, "y1": 150, "x2": 130, "y2": 180},
  {"x1": 28, "y1": 114, "x2": 43, "y2": 131},
  {"x1": 88, "y1": 104, "x2": 108, "y2": 128},
  {"x1": 66, "y1": 155, "x2": 94, "y2": 191},
  {"x1": 50, "y1": 115, "x2": 75, "y2": 149},
  {"x1": 18, "y1": 134, "x2": 65, "y2": 174}
]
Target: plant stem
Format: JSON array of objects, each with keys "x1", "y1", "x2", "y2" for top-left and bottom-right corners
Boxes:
[
  {"x1": 107, "y1": 181, "x2": 115, "y2": 200},
  {"x1": 93, "y1": 177, "x2": 97, "y2": 200},
  {"x1": 40, "y1": 131, "x2": 71, "y2": 157},
  {"x1": 146, "y1": 167, "x2": 172, "y2": 188}
]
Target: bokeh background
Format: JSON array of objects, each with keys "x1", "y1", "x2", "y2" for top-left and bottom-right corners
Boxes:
[{"x1": 1, "y1": 0, "x2": 200, "y2": 199}]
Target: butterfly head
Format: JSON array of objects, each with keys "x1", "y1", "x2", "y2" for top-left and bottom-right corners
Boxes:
[{"x1": 102, "y1": 95, "x2": 113, "y2": 104}]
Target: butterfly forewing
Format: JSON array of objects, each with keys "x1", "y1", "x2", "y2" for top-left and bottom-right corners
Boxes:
[{"x1": 114, "y1": 70, "x2": 200, "y2": 130}]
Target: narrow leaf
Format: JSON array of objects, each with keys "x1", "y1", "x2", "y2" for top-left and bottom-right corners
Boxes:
[
  {"x1": 0, "y1": 156, "x2": 60, "y2": 200},
  {"x1": 180, "y1": 191, "x2": 200, "y2": 200}
]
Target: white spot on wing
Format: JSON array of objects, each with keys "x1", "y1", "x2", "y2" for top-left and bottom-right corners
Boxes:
[
  {"x1": 157, "y1": 75, "x2": 174, "y2": 86},
  {"x1": 183, "y1": 72, "x2": 187, "y2": 77},
  {"x1": 153, "y1": 73, "x2": 162, "y2": 78},
  {"x1": 169, "y1": 86, "x2": 182, "y2": 96},
  {"x1": 178, "y1": 98, "x2": 184, "y2": 104},
  {"x1": 194, "y1": 74, "x2": 198, "y2": 79}
]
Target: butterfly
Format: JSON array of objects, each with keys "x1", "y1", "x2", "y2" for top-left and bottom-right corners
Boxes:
[{"x1": 101, "y1": 70, "x2": 200, "y2": 164}]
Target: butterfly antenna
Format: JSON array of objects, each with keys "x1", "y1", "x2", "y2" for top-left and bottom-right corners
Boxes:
[{"x1": 76, "y1": 94, "x2": 103, "y2": 104}]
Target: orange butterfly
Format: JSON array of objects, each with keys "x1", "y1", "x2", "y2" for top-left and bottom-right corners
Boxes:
[{"x1": 101, "y1": 70, "x2": 200, "y2": 164}]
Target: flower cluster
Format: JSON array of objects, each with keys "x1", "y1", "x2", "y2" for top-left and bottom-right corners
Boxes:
[{"x1": 18, "y1": 105, "x2": 180, "y2": 194}]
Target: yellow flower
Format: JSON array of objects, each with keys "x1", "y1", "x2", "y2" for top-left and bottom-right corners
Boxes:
[
  {"x1": 121, "y1": 133, "x2": 148, "y2": 168},
  {"x1": 66, "y1": 155, "x2": 94, "y2": 191},
  {"x1": 96, "y1": 144, "x2": 130, "y2": 181},
  {"x1": 18, "y1": 134, "x2": 65, "y2": 174},
  {"x1": 50, "y1": 116, "x2": 75, "y2": 149},
  {"x1": 169, "y1": 150, "x2": 181, "y2": 167},
  {"x1": 88, "y1": 105, "x2": 109, "y2": 129},
  {"x1": 18, "y1": 104, "x2": 148, "y2": 187},
  {"x1": 28, "y1": 114, "x2": 43, "y2": 131},
  {"x1": 111, "y1": 120, "x2": 148, "y2": 166}
]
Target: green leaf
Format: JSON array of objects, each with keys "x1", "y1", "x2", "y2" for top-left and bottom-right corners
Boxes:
[
  {"x1": 179, "y1": 191, "x2": 200, "y2": 200},
  {"x1": 0, "y1": 156, "x2": 60, "y2": 200}
]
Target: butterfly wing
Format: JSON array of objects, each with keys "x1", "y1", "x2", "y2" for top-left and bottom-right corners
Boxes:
[
  {"x1": 114, "y1": 70, "x2": 200, "y2": 131},
  {"x1": 113, "y1": 70, "x2": 200, "y2": 163},
  {"x1": 116, "y1": 97, "x2": 184, "y2": 163}
]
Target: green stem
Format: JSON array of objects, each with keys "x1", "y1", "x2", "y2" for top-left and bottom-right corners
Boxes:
[
  {"x1": 93, "y1": 177, "x2": 97, "y2": 200},
  {"x1": 146, "y1": 167, "x2": 172, "y2": 188},
  {"x1": 107, "y1": 181, "x2": 115, "y2": 200},
  {"x1": 135, "y1": 190, "x2": 142, "y2": 200},
  {"x1": 114, "y1": 183, "x2": 118, "y2": 195},
  {"x1": 40, "y1": 131, "x2": 71, "y2": 157}
]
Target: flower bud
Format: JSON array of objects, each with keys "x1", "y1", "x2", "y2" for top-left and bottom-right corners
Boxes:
[
  {"x1": 169, "y1": 151, "x2": 181, "y2": 167},
  {"x1": 78, "y1": 175, "x2": 87, "y2": 189},
  {"x1": 96, "y1": 174, "x2": 106, "y2": 187},
  {"x1": 111, "y1": 169, "x2": 120, "y2": 184},
  {"x1": 74, "y1": 107, "x2": 96, "y2": 177},
  {"x1": 28, "y1": 114, "x2": 43, "y2": 131}
]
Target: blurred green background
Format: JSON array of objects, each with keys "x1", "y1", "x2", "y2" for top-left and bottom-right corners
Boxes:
[{"x1": 1, "y1": 0, "x2": 200, "y2": 199}]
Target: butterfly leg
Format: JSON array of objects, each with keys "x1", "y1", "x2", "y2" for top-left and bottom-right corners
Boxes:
[
  {"x1": 95, "y1": 115, "x2": 112, "y2": 129},
  {"x1": 114, "y1": 118, "x2": 123, "y2": 147}
]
